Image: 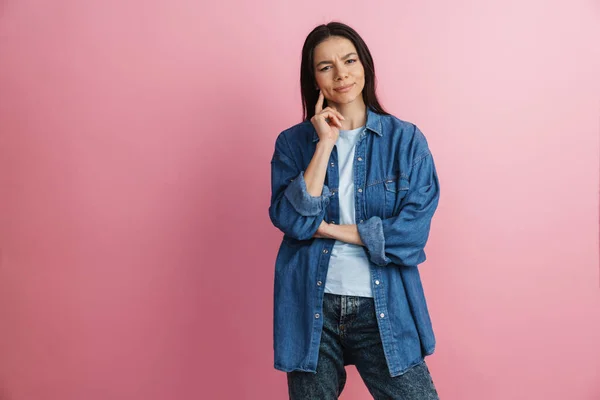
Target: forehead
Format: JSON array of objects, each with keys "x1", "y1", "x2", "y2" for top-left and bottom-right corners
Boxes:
[{"x1": 313, "y1": 36, "x2": 357, "y2": 62}]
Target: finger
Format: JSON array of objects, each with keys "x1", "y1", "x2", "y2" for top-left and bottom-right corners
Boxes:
[
  {"x1": 327, "y1": 111, "x2": 343, "y2": 128},
  {"x1": 317, "y1": 110, "x2": 342, "y2": 128},
  {"x1": 333, "y1": 109, "x2": 345, "y2": 121},
  {"x1": 324, "y1": 112, "x2": 342, "y2": 128},
  {"x1": 315, "y1": 90, "x2": 324, "y2": 115},
  {"x1": 322, "y1": 107, "x2": 345, "y2": 121}
]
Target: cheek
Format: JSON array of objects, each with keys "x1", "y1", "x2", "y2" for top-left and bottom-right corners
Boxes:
[
  {"x1": 356, "y1": 79, "x2": 366, "y2": 92},
  {"x1": 315, "y1": 76, "x2": 330, "y2": 89},
  {"x1": 360, "y1": 66, "x2": 366, "y2": 79},
  {"x1": 358, "y1": 71, "x2": 365, "y2": 83}
]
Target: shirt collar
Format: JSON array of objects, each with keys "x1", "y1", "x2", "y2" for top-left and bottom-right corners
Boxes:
[{"x1": 312, "y1": 107, "x2": 383, "y2": 142}]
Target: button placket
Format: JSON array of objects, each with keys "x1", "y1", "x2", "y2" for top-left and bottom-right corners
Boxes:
[{"x1": 354, "y1": 136, "x2": 367, "y2": 229}]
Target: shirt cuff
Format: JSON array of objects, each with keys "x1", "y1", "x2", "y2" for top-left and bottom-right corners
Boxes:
[
  {"x1": 357, "y1": 216, "x2": 390, "y2": 266},
  {"x1": 284, "y1": 171, "x2": 333, "y2": 216}
]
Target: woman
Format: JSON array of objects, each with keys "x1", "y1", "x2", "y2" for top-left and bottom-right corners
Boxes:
[{"x1": 269, "y1": 21, "x2": 441, "y2": 400}]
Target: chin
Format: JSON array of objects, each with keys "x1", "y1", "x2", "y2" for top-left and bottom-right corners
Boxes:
[{"x1": 334, "y1": 93, "x2": 360, "y2": 104}]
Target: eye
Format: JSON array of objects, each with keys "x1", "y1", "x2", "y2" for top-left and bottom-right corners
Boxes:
[
  {"x1": 319, "y1": 66, "x2": 331, "y2": 72},
  {"x1": 346, "y1": 59, "x2": 357, "y2": 64}
]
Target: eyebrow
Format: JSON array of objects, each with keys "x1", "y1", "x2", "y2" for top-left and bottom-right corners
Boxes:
[{"x1": 315, "y1": 52, "x2": 358, "y2": 67}]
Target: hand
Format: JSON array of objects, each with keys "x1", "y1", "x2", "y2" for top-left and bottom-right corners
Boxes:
[
  {"x1": 310, "y1": 90, "x2": 345, "y2": 144},
  {"x1": 313, "y1": 220, "x2": 331, "y2": 239},
  {"x1": 313, "y1": 222, "x2": 364, "y2": 246}
]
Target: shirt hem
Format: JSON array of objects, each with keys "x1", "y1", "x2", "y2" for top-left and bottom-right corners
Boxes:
[{"x1": 274, "y1": 363, "x2": 317, "y2": 374}]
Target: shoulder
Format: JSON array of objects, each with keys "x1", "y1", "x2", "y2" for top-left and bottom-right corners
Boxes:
[
  {"x1": 380, "y1": 113, "x2": 425, "y2": 141},
  {"x1": 380, "y1": 113, "x2": 429, "y2": 144},
  {"x1": 271, "y1": 120, "x2": 315, "y2": 161},
  {"x1": 379, "y1": 112, "x2": 432, "y2": 164},
  {"x1": 276, "y1": 120, "x2": 314, "y2": 144}
]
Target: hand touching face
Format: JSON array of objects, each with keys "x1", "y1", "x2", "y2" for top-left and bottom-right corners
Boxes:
[{"x1": 310, "y1": 89, "x2": 345, "y2": 144}]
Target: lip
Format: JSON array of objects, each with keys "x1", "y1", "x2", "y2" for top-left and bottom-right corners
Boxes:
[{"x1": 333, "y1": 83, "x2": 354, "y2": 93}]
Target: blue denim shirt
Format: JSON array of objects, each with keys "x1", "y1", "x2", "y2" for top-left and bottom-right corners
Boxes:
[{"x1": 268, "y1": 107, "x2": 440, "y2": 377}]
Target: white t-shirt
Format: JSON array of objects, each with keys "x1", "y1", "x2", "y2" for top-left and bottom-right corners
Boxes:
[{"x1": 324, "y1": 125, "x2": 373, "y2": 298}]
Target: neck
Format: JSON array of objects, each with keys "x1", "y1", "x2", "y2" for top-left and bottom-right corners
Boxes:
[{"x1": 328, "y1": 97, "x2": 367, "y2": 130}]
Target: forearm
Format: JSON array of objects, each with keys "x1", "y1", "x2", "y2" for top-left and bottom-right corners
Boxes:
[
  {"x1": 319, "y1": 223, "x2": 364, "y2": 246},
  {"x1": 304, "y1": 141, "x2": 335, "y2": 197}
]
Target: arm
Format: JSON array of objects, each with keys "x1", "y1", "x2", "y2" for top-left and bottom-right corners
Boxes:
[
  {"x1": 304, "y1": 140, "x2": 335, "y2": 196},
  {"x1": 356, "y1": 152, "x2": 440, "y2": 267},
  {"x1": 268, "y1": 133, "x2": 334, "y2": 240},
  {"x1": 318, "y1": 151, "x2": 439, "y2": 266},
  {"x1": 314, "y1": 222, "x2": 364, "y2": 246}
]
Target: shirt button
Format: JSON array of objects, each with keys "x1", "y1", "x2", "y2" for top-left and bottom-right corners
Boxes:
[
  {"x1": 375, "y1": 280, "x2": 380, "y2": 285},
  {"x1": 360, "y1": 219, "x2": 364, "y2": 223},
  {"x1": 330, "y1": 221, "x2": 335, "y2": 224},
  {"x1": 358, "y1": 188, "x2": 363, "y2": 193},
  {"x1": 323, "y1": 249, "x2": 328, "y2": 254},
  {"x1": 330, "y1": 162, "x2": 335, "y2": 167},
  {"x1": 380, "y1": 313, "x2": 385, "y2": 318},
  {"x1": 315, "y1": 313, "x2": 320, "y2": 319},
  {"x1": 357, "y1": 157, "x2": 363, "y2": 161},
  {"x1": 317, "y1": 281, "x2": 322, "y2": 286}
]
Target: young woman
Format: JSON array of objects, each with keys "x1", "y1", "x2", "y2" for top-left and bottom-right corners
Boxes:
[{"x1": 269, "y1": 22, "x2": 441, "y2": 399}]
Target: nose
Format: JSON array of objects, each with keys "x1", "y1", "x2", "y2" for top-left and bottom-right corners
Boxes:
[{"x1": 334, "y1": 64, "x2": 349, "y2": 81}]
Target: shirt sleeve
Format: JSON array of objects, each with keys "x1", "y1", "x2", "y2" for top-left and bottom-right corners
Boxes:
[
  {"x1": 268, "y1": 133, "x2": 333, "y2": 240},
  {"x1": 357, "y1": 151, "x2": 440, "y2": 267}
]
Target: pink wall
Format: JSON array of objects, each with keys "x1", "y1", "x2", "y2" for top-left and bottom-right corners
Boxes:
[{"x1": 1, "y1": 0, "x2": 599, "y2": 399}]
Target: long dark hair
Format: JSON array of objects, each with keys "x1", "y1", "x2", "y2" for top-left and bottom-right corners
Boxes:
[{"x1": 300, "y1": 22, "x2": 389, "y2": 121}]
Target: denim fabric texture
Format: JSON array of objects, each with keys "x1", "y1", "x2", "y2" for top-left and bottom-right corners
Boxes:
[
  {"x1": 287, "y1": 293, "x2": 440, "y2": 400},
  {"x1": 269, "y1": 108, "x2": 440, "y2": 377}
]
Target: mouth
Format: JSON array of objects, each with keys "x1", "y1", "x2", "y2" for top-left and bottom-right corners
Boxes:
[{"x1": 333, "y1": 83, "x2": 354, "y2": 93}]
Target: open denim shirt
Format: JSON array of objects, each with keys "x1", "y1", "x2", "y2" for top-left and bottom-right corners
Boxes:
[{"x1": 268, "y1": 107, "x2": 440, "y2": 377}]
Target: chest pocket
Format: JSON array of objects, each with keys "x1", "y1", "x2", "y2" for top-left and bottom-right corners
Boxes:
[{"x1": 383, "y1": 177, "x2": 410, "y2": 218}]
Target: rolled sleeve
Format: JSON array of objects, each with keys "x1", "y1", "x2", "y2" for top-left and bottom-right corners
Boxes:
[
  {"x1": 357, "y1": 216, "x2": 388, "y2": 266},
  {"x1": 268, "y1": 132, "x2": 332, "y2": 240},
  {"x1": 284, "y1": 171, "x2": 333, "y2": 216},
  {"x1": 358, "y1": 152, "x2": 440, "y2": 267}
]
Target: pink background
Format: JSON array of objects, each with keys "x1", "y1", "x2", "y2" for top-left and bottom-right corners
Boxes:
[{"x1": 1, "y1": 0, "x2": 599, "y2": 399}]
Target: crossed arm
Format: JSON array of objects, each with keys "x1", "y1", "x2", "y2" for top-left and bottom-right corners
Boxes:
[
  {"x1": 269, "y1": 134, "x2": 439, "y2": 267},
  {"x1": 313, "y1": 220, "x2": 364, "y2": 246}
]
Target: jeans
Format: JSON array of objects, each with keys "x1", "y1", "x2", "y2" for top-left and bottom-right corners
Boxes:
[{"x1": 287, "y1": 293, "x2": 440, "y2": 400}]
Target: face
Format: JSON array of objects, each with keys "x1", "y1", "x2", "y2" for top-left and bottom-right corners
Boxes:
[{"x1": 313, "y1": 36, "x2": 365, "y2": 107}]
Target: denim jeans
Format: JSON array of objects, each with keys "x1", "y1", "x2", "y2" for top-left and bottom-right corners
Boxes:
[{"x1": 287, "y1": 293, "x2": 440, "y2": 400}]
